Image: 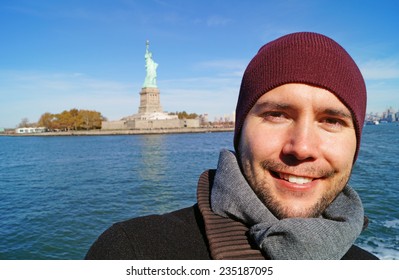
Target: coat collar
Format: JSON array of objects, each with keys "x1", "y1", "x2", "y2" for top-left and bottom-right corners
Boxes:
[{"x1": 197, "y1": 169, "x2": 267, "y2": 260}]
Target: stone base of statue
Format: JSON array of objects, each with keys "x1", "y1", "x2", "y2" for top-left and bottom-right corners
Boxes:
[{"x1": 138, "y1": 87, "x2": 162, "y2": 114}]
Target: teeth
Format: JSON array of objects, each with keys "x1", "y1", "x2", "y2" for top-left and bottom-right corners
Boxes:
[{"x1": 279, "y1": 173, "x2": 313, "y2": 184}]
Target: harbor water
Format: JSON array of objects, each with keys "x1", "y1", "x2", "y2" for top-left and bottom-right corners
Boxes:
[{"x1": 0, "y1": 125, "x2": 398, "y2": 259}]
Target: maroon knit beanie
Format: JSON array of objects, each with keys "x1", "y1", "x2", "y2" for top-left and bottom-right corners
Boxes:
[{"x1": 234, "y1": 32, "x2": 367, "y2": 161}]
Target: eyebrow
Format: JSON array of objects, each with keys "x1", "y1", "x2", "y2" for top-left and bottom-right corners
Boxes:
[
  {"x1": 251, "y1": 101, "x2": 353, "y2": 119},
  {"x1": 322, "y1": 108, "x2": 353, "y2": 120},
  {"x1": 251, "y1": 101, "x2": 292, "y2": 113}
]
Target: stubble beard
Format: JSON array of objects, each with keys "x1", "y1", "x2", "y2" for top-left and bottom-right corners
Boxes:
[{"x1": 241, "y1": 158, "x2": 352, "y2": 219}]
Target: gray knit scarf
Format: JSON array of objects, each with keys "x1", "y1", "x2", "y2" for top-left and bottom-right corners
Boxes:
[{"x1": 211, "y1": 149, "x2": 365, "y2": 260}]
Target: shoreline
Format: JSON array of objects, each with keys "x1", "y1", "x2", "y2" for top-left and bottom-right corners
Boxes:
[{"x1": 1, "y1": 127, "x2": 234, "y2": 137}]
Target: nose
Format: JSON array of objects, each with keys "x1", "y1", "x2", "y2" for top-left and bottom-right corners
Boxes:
[{"x1": 281, "y1": 119, "x2": 319, "y2": 163}]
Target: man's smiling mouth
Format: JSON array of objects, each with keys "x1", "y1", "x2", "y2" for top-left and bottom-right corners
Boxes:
[
  {"x1": 278, "y1": 173, "x2": 314, "y2": 185},
  {"x1": 262, "y1": 161, "x2": 335, "y2": 186}
]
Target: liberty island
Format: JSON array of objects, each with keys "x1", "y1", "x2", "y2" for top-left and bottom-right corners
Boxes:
[
  {"x1": 102, "y1": 41, "x2": 201, "y2": 131},
  {"x1": 5, "y1": 40, "x2": 234, "y2": 136}
]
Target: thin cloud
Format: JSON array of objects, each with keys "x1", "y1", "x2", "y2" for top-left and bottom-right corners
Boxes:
[
  {"x1": 0, "y1": 70, "x2": 135, "y2": 127},
  {"x1": 161, "y1": 86, "x2": 237, "y2": 117},
  {"x1": 3, "y1": 71, "x2": 133, "y2": 95},
  {"x1": 158, "y1": 74, "x2": 239, "y2": 119},
  {"x1": 0, "y1": 68, "x2": 240, "y2": 127},
  {"x1": 195, "y1": 59, "x2": 246, "y2": 78},
  {"x1": 197, "y1": 59, "x2": 246, "y2": 70},
  {"x1": 360, "y1": 58, "x2": 399, "y2": 80},
  {"x1": 206, "y1": 15, "x2": 232, "y2": 27}
]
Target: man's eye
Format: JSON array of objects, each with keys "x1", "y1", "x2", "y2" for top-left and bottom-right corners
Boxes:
[
  {"x1": 322, "y1": 118, "x2": 346, "y2": 128},
  {"x1": 261, "y1": 112, "x2": 288, "y2": 122}
]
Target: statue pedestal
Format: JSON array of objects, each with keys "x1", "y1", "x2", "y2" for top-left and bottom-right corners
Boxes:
[{"x1": 138, "y1": 87, "x2": 163, "y2": 114}]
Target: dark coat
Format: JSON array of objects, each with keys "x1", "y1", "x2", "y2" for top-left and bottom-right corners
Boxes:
[{"x1": 85, "y1": 204, "x2": 378, "y2": 260}]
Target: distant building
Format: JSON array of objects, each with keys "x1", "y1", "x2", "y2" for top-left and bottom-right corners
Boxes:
[
  {"x1": 15, "y1": 127, "x2": 47, "y2": 134},
  {"x1": 102, "y1": 41, "x2": 199, "y2": 130}
]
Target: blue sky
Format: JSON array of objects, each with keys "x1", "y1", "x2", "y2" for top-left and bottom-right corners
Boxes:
[{"x1": 1, "y1": 0, "x2": 398, "y2": 128}]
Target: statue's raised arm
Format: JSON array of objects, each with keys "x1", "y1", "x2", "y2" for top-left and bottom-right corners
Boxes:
[{"x1": 143, "y1": 40, "x2": 158, "y2": 88}]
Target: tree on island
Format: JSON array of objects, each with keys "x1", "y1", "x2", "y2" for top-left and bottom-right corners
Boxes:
[
  {"x1": 37, "y1": 109, "x2": 106, "y2": 131},
  {"x1": 169, "y1": 111, "x2": 199, "y2": 119},
  {"x1": 17, "y1": 117, "x2": 37, "y2": 128}
]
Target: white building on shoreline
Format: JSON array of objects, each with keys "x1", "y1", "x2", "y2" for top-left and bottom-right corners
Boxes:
[{"x1": 15, "y1": 127, "x2": 47, "y2": 134}]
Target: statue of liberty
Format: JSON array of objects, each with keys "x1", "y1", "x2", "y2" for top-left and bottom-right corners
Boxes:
[{"x1": 143, "y1": 40, "x2": 158, "y2": 88}]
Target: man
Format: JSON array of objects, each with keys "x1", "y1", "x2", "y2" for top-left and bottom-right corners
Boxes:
[{"x1": 85, "y1": 32, "x2": 378, "y2": 260}]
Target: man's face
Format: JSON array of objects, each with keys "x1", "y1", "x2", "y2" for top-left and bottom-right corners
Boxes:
[{"x1": 238, "y1": 83, "x2": 357, "y2": 219}]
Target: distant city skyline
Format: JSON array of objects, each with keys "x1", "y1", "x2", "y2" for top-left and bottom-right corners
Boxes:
[
  {"x1": 366, "y1": 106, "x2": 399, "y2": 123},
  {"x1": 1, "y1": 1, "x2": 398, "y2": 128}
]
